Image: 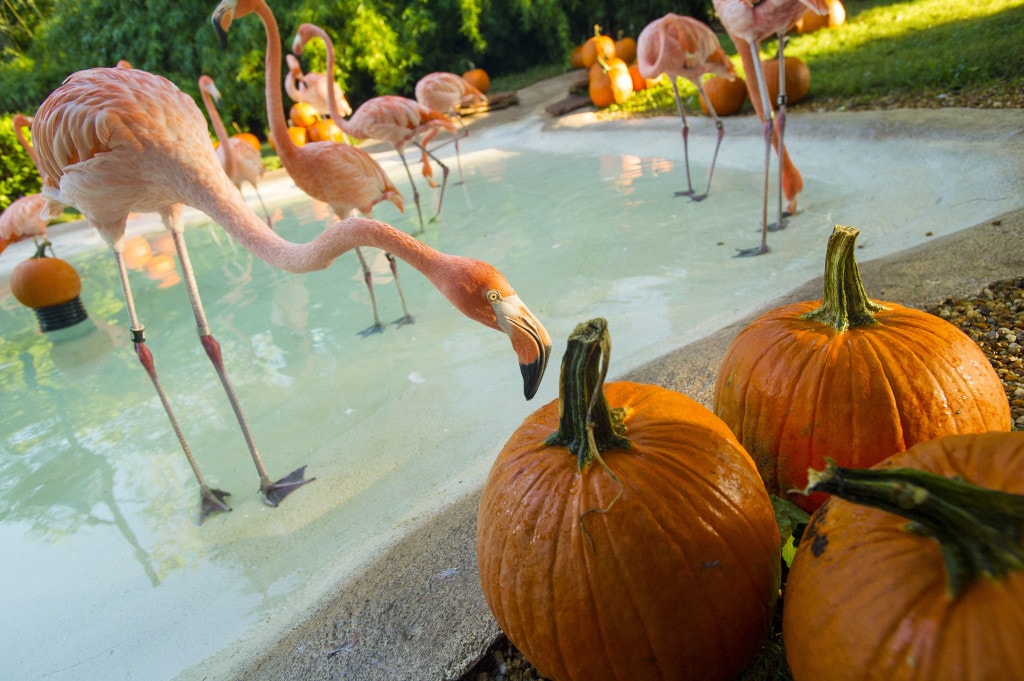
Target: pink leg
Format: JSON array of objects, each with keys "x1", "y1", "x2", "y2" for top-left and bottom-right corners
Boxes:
[
  {"x1": 670, "y1": 79, "x2": 695, "y2": 197},
  {"x1": 768, "y1": 35, "x2": 790, "y2": 232},
  {"x1": 169, "y1": 226, "x2": 313, "y2": 507},
  {"x1": 736, "y1": 39, "x2": 774, "y2": 258},
  {"x1": 693, "y1": 82, "x2": 726, "y2": 202},
  {"x1": 386, "y1": 252, "x2": 414, "y2": 327},
  {"x1": 112, "y1": 247, "x2": 231, "y2": 522},
  {"x1": 354, "y1": 247, "x2": 385, "y2": 336}
]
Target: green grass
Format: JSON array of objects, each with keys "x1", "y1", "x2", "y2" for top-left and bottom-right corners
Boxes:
[{"x1": 613, "y1": 0, "x2": 1024, "y2": 115}]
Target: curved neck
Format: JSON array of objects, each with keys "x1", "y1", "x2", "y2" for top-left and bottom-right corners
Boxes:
[
  {"x1": 298, "y1": 25, "x2": 353, "y2": 133},
  {"x1": 253, "y1": 0, "x2": 294, "y2": 160},
  {"x1": 199, "y1": 84, "x2": 236, "y2": 178}
]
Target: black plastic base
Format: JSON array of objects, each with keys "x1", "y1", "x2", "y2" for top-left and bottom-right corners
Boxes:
[{"x1": 35, "y1": 296, "x2": 88, "y2": 332}]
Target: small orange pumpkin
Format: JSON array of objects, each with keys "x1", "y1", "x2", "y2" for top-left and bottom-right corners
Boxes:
[
  {"x1": 784, "y1": 432, "x2": 1024, "y2": 680},
  {"x1": 478, "y1": 318, "x2": 781, "y2": 681},
  {"x1": 462, "y1": 65, "x2": 491, "y2": 94},
  {"x1": 570, "y1": 44, "x2": 585, "y2": 69},
  {"x1": 760, "y1": 56, "x2": 811, "y2": 104},
  {"x1": 588, "y1": 56, "x2": 633, "y2": 107},
  {"x1": 580, "y1": 24, "x2": 616, "y2": 69},
  {"x1": 700, "y1": 74, "x2": 747, "y2": 116},
  {"x1": 10, "y1": 240, "x2": 88, "y2": 330},
  {"x1": 713, "y1": 225, "x2": 1012, "y2": 512},
  {"x1": 614, "y1": 31, "x2": 637, "y2": 64},
  {"x1": 230, "y1": 131, "x2": 262, "y2": 152},
  {"x1": 288, "y1": 101, "x2": 319, "y2": 128},
  {"x1": 307, "y1": 118, "x2": 345, "y2": 143}
]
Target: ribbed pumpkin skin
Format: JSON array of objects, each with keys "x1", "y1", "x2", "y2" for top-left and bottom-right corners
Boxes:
[
  {"x1": 784, "y1": 432, "x2": 1024, "y2": 681},
  {"x1": 478, "y1": 381, "x2": 781, "y2": 681},
  {"x1": 714, "y1": 299, "x2": 1011, "y2": 512}
]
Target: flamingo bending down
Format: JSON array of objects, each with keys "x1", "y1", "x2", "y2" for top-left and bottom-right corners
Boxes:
[
  {"x1": 637, "y1": 14, "x2": 737, "y2": 202},
  {"x1": 32, "y1": 65, "x2": 551, "y2": 522},
  {"x1": 713, "y1": 0, "x2": 828, "y2": 255},
  {"x1": 0, "y1": 114, "x2": 54, "y2": 255},
  {"x1": 214, "y1": 0, "x2": 417, "y2": 336},
  {"x1": 291, "y1": 23, "x2": 459, "y2": 231},
  {"x1": 284, "y1": 53, "x2": 353, "y2": 120},
  {"x1": 197, "y1": 75, "x2": 273, "y2": 227},
  {"x1": 414, "y1": 72, "x2": 487, "y2": 185}
]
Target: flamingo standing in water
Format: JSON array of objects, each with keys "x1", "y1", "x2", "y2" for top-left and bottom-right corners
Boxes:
[
  {"x1": 31, "y1": 65, "x2": 551, "y2": 521},
  {"x1": 291, "y1": 23, "x2": 459, "y2": 231},
  {"x1": 415, "y1": 72, "x2": 487, "y2": 185},
  {"x1": 713, "y1": 0, "x2": 828, "y2": 255},
  {"x1": 0, "y1": 114, "x2": 54, "y2": 255},
  {"x1": 197, "y1": 75, "x2": 273, "y2": 227},
  {"x1": 213, "y1": 0, "x2": 419, "y2": 335},
  {"x1": 284, "y1": 53, "x2": 353, "y2": 120},
  {"x1": 637, "y1": 14, "x2": 737, "y2": 202}
]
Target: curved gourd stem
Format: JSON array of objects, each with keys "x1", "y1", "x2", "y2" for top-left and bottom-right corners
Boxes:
[
  {"x1": 801, "y1": 224, "x2": 888, "y2": 331},
  {"x1": 544, "y1": 317, "x2": 631, "y2": 472},
  {"x1": 806, "y1": 460, "x2": 1024, "y2": 597}
]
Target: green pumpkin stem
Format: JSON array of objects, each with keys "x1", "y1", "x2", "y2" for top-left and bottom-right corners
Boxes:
[
  {"x1": 806, "y1": 460, "x2": 1024, "y2": 597},
  {"x1": 545, "y1": 317, "x2": 631, "y2": 472},
  {"x1": 801, "y1": 225, "x2": 887, "y2": 331},
  {"x1": 33, "y1": 239, "x2": 53, "y2": 259}
]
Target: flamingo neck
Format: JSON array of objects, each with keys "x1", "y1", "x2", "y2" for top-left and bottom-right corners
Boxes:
[
  {"x1": 301, "y1": 25, "x2": 355, "y2": 136},
  {"x1": 200, "y1": 86, "x2": 237, "y2": 178},
  {"x1": 253, "y1": 0, "x2": 294, "y2": 161}
]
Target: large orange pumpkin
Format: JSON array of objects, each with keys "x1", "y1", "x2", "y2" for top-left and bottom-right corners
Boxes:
[
  {"x1": 288, "y1": 101, "x2": 319, "y2": 128},
  {"x1": 462, "y1": 65, "x2": 491, "y2": 94},
  {"x1": 700, "y1": 74, "x2": 747, "y2": 115},
  {"x1": 760, "y1": 55, "x2": 811, "y2": 104},
  {"x1": 307, "y1": 118, "x2": 345, "y2": 143},
  {"x1": 713, "y1": 225, "x2": 1012, "y2": 512},
  {"x1": 478, "y1": 318, "x2": 781, "y2": 681},
  {"x1": 784, "y1": 432, "x2": 1024, "y2": 680},
  {"x1": 614, "y1": 31, "x2": 637, "y2": 64}
]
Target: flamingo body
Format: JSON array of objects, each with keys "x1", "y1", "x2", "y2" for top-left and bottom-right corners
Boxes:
[
  {"x1": 713, "y1": 0, "x2": 828, "y2": 255},
  {"x1": 0, "y1": 194, "x2": 50, "y2": 254},
  {"x1": 415, "y1": 72, "x2": 486, "y2": 185},
  {"x1": 637, "y1": 14, "x2": 737, "y2": 201},
  {"x1": 285, "y1": 53, "x2": 353, "y2": 118}
]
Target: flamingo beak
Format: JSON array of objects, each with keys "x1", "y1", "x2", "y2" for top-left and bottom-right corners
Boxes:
[
  {"x1": 490, "y1": 293, "x2": 552, "y2": 400},
  {"x1": 211, "y1": 0, "x2": 237, "y2": 47}
]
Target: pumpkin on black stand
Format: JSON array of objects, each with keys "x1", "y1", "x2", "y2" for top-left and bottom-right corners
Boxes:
[{"x1": 10, "y1": 240, "x2": 88, "y2": 332}]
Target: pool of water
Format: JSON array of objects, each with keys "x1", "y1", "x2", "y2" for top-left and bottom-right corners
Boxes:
[{"x1": 0, "y1": 109, "x2": 1020, "y2": 681}]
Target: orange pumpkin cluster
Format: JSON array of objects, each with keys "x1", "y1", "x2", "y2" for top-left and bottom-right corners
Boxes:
[
  {"x1": 571, "y1": 26, "x2": 652, "y2": 108},
  {"x1": 276, "y1": 101, "x2": 346, "y2": 148}
]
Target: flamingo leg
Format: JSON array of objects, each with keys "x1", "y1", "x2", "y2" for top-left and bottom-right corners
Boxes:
[
  {"x1": 670, "y1": 79, "x2": 696, "y2": 197},
  {"x1": 385, "y1": 252, "x2": 414, "y2": 327},
  {"x1": 112, "y1": 244, "x2": 232, "y2": 523},
  {"x1": 425, "y1": 116, "x2": 469, "y2": 185},
  {"x1": 168, "y1": 225, "x2": 313, "y2": 506},
  {"x1": 354, "y1": 246, "x2": 386, "y2": 336},
  {"x1": 735, "y1": 39, "x2": 775, "y2": 258},
  {"x1": 395, "y1": 147, "x2": 427, "y2": 234},
  {"x1": 251, "y1": 183, "x2": 273, "y2": 229},
  {"x1": 415, "y1": 140, "x2": 451, "y2": 221},
  {"x1": 693, "y1": 81, "x2": 725, "y2": 203},
  {"x1": 768, "y1": 35, "x2": 790, "y2": 232}
]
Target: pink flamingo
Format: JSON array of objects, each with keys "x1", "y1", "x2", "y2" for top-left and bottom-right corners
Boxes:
[
  {"x1": 0, "y1": 114, "x2": 54, "y2": 256},
  {"x1": 415, "y1": 71, "x2": 487, "y2": 185},
  {"x1": 637, "y1": 14, "x2": 737, "y2": 202},
  {"x1": 284, "y1": 52, "x2": 353, "y2": 119},
  {"x1": 31, "y1": 65, "x2": 551, "y2": 521},
  {"x1": 197, "y1": 75, "x2": 273, "y2": 227},
  {"x1": 713, "y1": 0, "x2": 828, "y2": 255},
  {"x1": 215, "y1": 0, "x2": 420, "y2": 336},
  {"x1": 291, "y1": 23, "x2": 459, "y2": 231}
]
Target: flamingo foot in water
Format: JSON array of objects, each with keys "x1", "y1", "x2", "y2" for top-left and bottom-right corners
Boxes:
[
  {"x1": 358, "y1": 322, "x2": 385, "y2": 337},
  {"x1": 735, "y1": 243, "x2": 769, "y2": 258},
  {"x1": 394, "y1": 314, "x2": 414, "y2": 328},
  {"x1": 673, "y1": 188, "x2": 695, "y2": 198},
  {"x1": 261, "y1": 466, "x2": 314, "y2": 507},
  {"x1": 200, "y1": 485, "x2": 232, "y2": 522}
]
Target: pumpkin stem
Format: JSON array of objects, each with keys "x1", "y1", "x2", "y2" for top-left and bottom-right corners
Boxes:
[
  {"x1": 805, "y1": 460, "x2": 1024, "y2": 597},
  {"x1": 33, "y1": 239, "x2": 53, "y2": 259},
  {"x1": 545, "y1": 317, "x2": 631, "y2": 472},
  {"x1": 801, "y1": 225, "x2": 887, "y2": 331}
]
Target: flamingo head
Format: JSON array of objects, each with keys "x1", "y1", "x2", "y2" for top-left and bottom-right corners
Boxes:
[
  {"x1": 198, "y1": 75, "x2": 223, "y2": 103},
  {"x1": 439, "y1": 258, "x2": 552, "y2": 400},
  {"x1": 211, "y1": 0, "x2": 252, "y2": 46}
]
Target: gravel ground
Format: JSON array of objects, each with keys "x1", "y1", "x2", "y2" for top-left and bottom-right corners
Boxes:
[{"x1": 461, "y1": 275, "x2": 1024, "y2": 681}]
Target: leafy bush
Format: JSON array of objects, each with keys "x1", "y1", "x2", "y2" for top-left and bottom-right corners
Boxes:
[{"x1": 0, "y1": 114, "x2": 40, "y2": 211}]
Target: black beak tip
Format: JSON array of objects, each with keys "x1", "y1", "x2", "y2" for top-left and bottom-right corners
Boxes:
[
  {"x1": 211, "y1": 14, "x2": 229, "y2": 48},
  {"x1": 520, "y1": 350, "x2": 550, "y2": 401}
]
